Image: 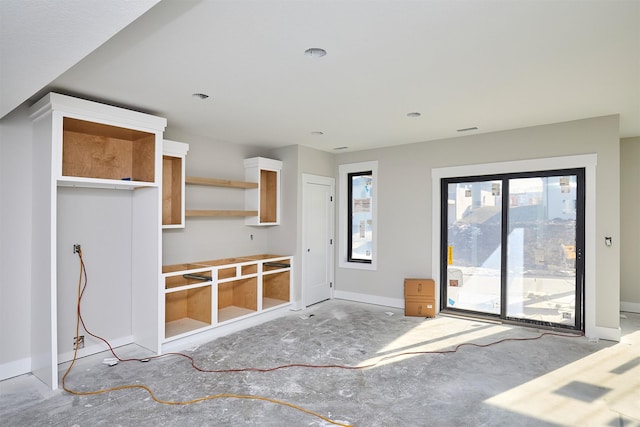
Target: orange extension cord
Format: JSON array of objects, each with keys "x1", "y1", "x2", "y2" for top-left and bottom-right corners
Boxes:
[{"x1": 62, "y1": 248, "x2": 583, "y2": 426}]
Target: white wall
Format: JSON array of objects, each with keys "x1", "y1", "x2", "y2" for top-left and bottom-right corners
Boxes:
[
  {"x1": 0, "y1": 105, "x2": 33, "y2": 378},
  {"x1": 334, "y1": 115, "x2": 621, "y2": 337},
  {"x1": 620, "y1": 136, "x2": 640, "y2": 313}
]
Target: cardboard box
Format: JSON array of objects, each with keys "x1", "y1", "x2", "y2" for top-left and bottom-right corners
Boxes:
[
  {"x1": 404, "y1": 298, "x2": 436, "y2": 317},
  {"x1": 404, "y1": 278, "x2": 435, "y2": 298}
]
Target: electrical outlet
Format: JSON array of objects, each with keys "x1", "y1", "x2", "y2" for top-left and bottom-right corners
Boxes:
[
  {"x1": 74, "y1": 335, "x2": 84, "y2": 350},
  {"x1": 73, "y1": 244, "x2": 81, "y2": 254}
]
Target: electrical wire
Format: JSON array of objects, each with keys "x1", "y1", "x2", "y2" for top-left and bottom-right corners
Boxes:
[
  {"x1": 63, "y1": 248, "x2": 584, "y2": 426},
  {"x1": 62, "y1": 247, "x2": 353, "y2": 427}
]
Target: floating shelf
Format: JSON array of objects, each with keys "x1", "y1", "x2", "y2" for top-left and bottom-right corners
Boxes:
[
  {"x1": 186, "y1": 176, "x2": 258, "y2": 189},
  {"x1": 185, "y1": 210, "x2": 258, "y2": 217}
]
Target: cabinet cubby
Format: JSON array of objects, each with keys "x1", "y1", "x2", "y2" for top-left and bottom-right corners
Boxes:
[
  {"x1": 218, "y1": 277, "x2": 258, "y2": 322},
  {"x1": 162, "y1": 140, "x2": 189, "y2": 228},
  {"x1": 244, "y1": 157, "x2": 282, "y2": 225},
  {"x1": 61, "y1": 117, "x2": 157, "y2": 187}
]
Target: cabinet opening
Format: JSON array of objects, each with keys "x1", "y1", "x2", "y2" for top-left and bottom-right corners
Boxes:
[
  {"x1": 162, "y1": 156, "x2": 182, "y2": 225},
  {"x1": 263, "y1": 271, "x2": 290, "y2": 309},
  {"x1": 260, "y1": 169, "x2": 278, "y2": 223},
  {"x1": 63, "y1": 117, "x2": 155, "y2": 182},
  {"x1": 165, "y1": 286, "x2": 212, "y2": 338},
  {"x1": 218, "y1": 277, "x2": 257, "y2": 322}
]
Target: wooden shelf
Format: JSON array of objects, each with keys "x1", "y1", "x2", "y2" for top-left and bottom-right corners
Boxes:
[
  {"x1": 186, "y1": 176, "x2": 257, "y2": 189},
  {"x1": 186, "y1": 210, "x2": 258, "y2": 217}
]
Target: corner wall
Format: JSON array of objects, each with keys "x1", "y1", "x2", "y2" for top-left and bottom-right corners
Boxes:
[
  {"x1": 0, "y1": 105, "x2": 33, "y2": 379},
  {"x1": 620, "y1": 136, "x2": 640, "y2": 313}
]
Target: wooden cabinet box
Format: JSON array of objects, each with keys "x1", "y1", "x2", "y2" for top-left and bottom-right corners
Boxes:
[
  {"x1": 162, "y1": 140, "x2": 189, "y2": 228},
  {"x1": 244, "y1": 157, "x2": 282, "y2": 225},
  {"x1": 404, "y1": 278, "x2": 436, "y2": 317}
]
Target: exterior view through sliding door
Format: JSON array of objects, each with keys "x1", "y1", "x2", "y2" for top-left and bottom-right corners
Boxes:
[{"x1": 441, "y1": 169, "x2": 585, "y2": 330}]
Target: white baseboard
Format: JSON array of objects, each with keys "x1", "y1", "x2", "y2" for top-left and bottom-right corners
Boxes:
[
  {"x1": 334, "y1": 290, "x2": 404, "y2": 309},
  {"x1": 587, "y1": 325, "x2": 621, "y2": 342},
  {"x1": 161, "y1": 305, "x2": 291, "y2": 354},
  {"x1": 58, "y1": 335, "x2": 134, "y2": 364},
  {"x1": 620, "y1": 301, "x2": 640, "y2": 313},
  {"x1": 0, "y1": 357, "x2": 32, "y2": 381}
]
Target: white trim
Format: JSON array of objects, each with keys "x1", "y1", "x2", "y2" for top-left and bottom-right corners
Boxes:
[
  {"x1": 338, "y1": 161, "x2": 378, "y2": 270},
  {"x1": 431, "y1": 154, "x2": 599, "y2": 337},
  {"x1": 0, "y1": 357, "x2": 31, "y2": 381},
  {"x1": 161, "y1": 305, "x2": 290, "y2": 353},
  {"x1": 334, "y1": 290, "x2": 404, "y2": 309},
  {"x1": 57, "y1": 335, "x2": 134, "y2": 364},
  {"x1": 591, "y1": 326, "x2": 621, "y2": 342},
  {"x1": 301, "y1": 174, "x2": 335, "y2": 307},
  {"x1": 621, "y1": 301, "x2": 640, "y2": 313}
]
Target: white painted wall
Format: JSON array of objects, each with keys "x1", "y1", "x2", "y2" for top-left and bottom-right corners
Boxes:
[
  {"x1": 334, "y1": 115, "x2": 621, "y2": 336},
  {"x1": 620, "y1": 136, "x2": 640, "y2": 313},
  {"x1": 0, "y1": 105, "x2": 33, "y2": 378}
]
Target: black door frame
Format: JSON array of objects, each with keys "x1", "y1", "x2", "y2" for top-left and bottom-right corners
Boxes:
[{"x1": 440, "y1": 168, "x2": 585, "y2": 331}]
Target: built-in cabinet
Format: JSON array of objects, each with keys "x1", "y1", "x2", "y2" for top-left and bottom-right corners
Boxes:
[
  {"x1": 30, "y1": 93, "x2": 290, "y2": 390},
  {"x1": 162, "y1": 255, "x2": 291, "y2": 341},
  {"x1": 29, "y1": 92, "x2": 166, "y2": 390}
]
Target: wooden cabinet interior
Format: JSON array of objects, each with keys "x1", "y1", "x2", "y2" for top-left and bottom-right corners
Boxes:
[
  {"x1": 63, "y1": 117, "x2": 155, "y2": 182},
  {"x1": 260, "y1": 169, "x2": 278, "y2": 223},
  {"x1": 165, "y1": 286, "x2": 212, "y2": 338},
  {"x1": 162, "y1": 155, "x2": 182, "y2": 226},
  {"x1": 263, "y1": 270, "x2": 290, "y2": 309},
  {"x1": 218, "y1": 277, "x2": 258, "y2": 322}
]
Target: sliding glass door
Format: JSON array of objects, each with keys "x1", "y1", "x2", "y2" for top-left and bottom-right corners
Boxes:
[{"x1": 442, "y1": 169, "x2": 584, "y2": 330}]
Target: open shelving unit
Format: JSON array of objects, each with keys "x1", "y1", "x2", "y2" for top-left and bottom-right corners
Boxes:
[{"x1": 184, "y1": 175, "x2": 259, "y2": 218}]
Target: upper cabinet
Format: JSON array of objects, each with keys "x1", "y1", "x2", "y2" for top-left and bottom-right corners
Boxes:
[
  {"x1": 244, "y1": 157, "x2": 282, "y2": 226},
  {"x1": 162, "y1": 140, "x2": 189, "y2": 228},
  {"x1": 30, "y1": 93, "x2": 166, "y2": 189}
]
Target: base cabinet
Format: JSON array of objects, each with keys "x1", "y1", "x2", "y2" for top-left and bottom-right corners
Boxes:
[{"x1": 162, "y1": 255, "x2": 292, "y2": 342}]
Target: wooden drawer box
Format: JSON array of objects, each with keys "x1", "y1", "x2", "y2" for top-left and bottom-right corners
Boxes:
[{"x1": 404, "y1": 278, "x2": 435, "y2": 298}]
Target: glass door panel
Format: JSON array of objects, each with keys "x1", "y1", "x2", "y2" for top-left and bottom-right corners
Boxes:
[
  {"x1": 445, "y1": 180, "x2": 502, "y2": 315},
  {"x1": 506, "y1": 175, "x2": 579, "y2": 326}
]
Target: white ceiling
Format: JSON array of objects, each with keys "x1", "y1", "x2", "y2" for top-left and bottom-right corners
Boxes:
[{"x1": 3, "y1": 0, "x2": 640, "y2": 152}]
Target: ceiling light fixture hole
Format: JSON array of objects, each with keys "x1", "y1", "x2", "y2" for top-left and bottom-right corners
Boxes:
[{"x1": 304, "y1": 48, "x2": 327, "y2": 58}]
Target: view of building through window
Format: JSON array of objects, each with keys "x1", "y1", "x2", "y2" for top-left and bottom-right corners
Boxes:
[
  {"x1": 348, "y1": 171, "x2": 373, "y2": 263},
  {"x1": 444, "y1": 171, "x2": 583, "y2": 329}
]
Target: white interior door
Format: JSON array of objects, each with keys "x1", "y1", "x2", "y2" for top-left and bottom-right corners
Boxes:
[{"x1": 302, "y1": 174, "x2": 334, "y2": 307}]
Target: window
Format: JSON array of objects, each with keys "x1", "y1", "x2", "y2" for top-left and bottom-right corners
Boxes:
[
  {"x1": 348, "y1": 171, "x2": 373, "y2": 263},
  {"x1": 339, "y1": 161, "x2": 378, "y2": 270}
]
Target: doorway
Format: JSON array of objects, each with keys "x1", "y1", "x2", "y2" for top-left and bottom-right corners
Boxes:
[
  {"x1": 441, "y1": 169, "x2": 585, "y2": 330},
  {"x1": 302, "y1": 174, "x2": 335, "y2": 307}
]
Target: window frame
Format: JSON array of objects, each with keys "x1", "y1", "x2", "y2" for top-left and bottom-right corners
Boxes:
[{"x1": 339, "y1": 161, "x2": 378, "y2": 270}]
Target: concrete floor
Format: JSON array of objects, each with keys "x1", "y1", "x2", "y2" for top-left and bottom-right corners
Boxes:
[{"x1": 1, "y1": 300, "x2": 639, "y2": 426}]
